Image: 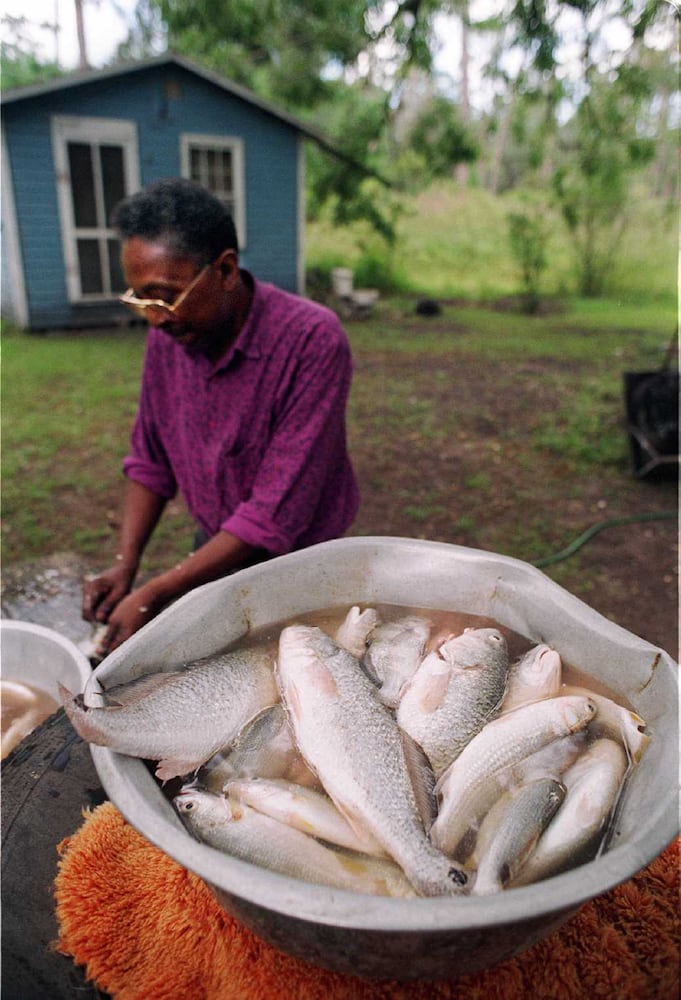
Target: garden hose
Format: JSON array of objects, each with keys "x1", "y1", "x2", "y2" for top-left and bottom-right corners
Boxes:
[{"x1": 533, "y1": 511, "x2": 677, "y2": 569}]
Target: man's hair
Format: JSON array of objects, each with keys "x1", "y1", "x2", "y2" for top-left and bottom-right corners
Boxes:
[{"x1": 111, "y1": 178, "x2": 238, "y2": 264}]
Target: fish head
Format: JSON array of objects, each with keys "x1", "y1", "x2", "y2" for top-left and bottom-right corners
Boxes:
[
  {"x1": 517, "y1": 645, "x2": 562, "y2": 681},
  {"x1": 173, "y1": 787, "x2": 233, "y2": 829},
  {"x1": 557, "y1": 695, "x2": 598, "y2": 733},
  {"x1": 443, "y1": 628, "x2": 508, "y2": 668}
]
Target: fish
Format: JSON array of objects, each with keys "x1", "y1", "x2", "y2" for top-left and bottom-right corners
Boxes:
[
  {"x1": 559, "y1": 684, "x2": 650, "y2": 763},
  {"x1": 198, "y1": 703, "x2": 320, "y2": 794},
  {"x1": 225, "y1": 778, "x2": 388, "y2": 856},
  {"x1": 276, "y1": 624, "x2": 469, "y2": 896},
  {"x1": 510, "y1": 738, "x2": 629, "y2": 886},
  {"x1": 430, "y1": 695, "x2": 597, "y2": 859},
  {"x1": 471, "y1": 777, "x2": 566, "y2": 895},
  {"x1": 335, "y1": 606, "x2": 379, "y2": 659},
  {"x1": 396, "y1": 628, "x2": 510, "y2": 776},
  {"x1": 60, "y1": 647, "x2": 279, "y2": 781},
  {"x1": 362, "y1": 615, "x2": 431, "y2": 708},
  {"x1": 500, "y1": 644, "x2": 562, "y2": 713},
  {"x1": 173, "y1": 787, "x2": 416, "y2": 897}
]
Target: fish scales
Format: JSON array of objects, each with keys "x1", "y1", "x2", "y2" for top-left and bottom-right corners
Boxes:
[
  {"x1": 397, "y1": 628, "x2": 510, "y2": 776},
  {"x1": 277, "y1": 624, "x2": 469, "y2": 896},
  {"x1": 472, "y1": 777, "x2": 566, "y2": 894}
]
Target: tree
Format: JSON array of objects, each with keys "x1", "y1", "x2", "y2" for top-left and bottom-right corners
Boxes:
[{"x1": 1, "y1": 14, "x2": 63, "y2": 89}]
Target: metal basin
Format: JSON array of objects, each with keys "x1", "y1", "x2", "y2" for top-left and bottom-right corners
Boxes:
[
  {"x1": 1, "y1": 619, "x2": 92, "y2": 702},
  {"x1": 87, "y1": 537, "x2": 679, "y2": 980}
]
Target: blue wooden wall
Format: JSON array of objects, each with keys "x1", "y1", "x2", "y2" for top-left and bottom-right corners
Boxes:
[{"x1": 2, "y1": 63, "x2": 301, "y2": 329}]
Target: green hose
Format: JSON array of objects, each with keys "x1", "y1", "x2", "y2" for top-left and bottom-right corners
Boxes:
[{"x1": 533, "y1": 511, "x2": 677, "y2": 569}]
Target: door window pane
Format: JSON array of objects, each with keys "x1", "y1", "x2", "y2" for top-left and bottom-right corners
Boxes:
[
  {"x1": 108, "y1": 238, "x2": 124, "y2": 291},
  {"x1": 100, "y1": 145, "x2": 126, "y2": 223},
  {"x1": 77, "y1": 239, "x2": 103, "y2": 294},
  {"x1": 68, "y1": 143, "x2": 97, "y2": 227}
]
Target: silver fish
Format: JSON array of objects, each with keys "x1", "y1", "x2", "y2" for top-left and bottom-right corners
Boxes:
[
  {"x1": 60, "y1": 647, "x2": 278, "y2": 781},
  {"x1": 511, "y1": 738, "x2": 629, "y2": 886},
  {"x1": 471, "y1": 777, "x2": 566, "y2": 895},
  {"x1": 397, "y1": 628, "x2": 510, "y2": 776},
  {"x1": 173, "y1": 787, "x2": 416, "y2": 897},
  {"x1": 500, "y1": 644, "x2": 562, "y2": 713},
  {"x1": 198, "y1": 703, "x2": 319, "y2": 794},
  {"x1": 276, "y1": 624, "x2": 469, "y2": 896},
  {"x1": 559, "y1": 684, "x2": 650, "y2": 763},
  {"x1": 335, "y1": 606, "x2": 379, "y2": 660},
  {"x1": 430, "y1": 695, "x2": 597, "y2": 859},
  {"x1": 225, "y1": 778, "x2": 387, "y2": 856},
  {"x1": 362, "y1": 615, "x2": 431, "y2": 708}
]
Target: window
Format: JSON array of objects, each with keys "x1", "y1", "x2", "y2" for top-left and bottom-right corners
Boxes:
[
  {"x1": 52, "y1": 116, "x2": 139, "y2": 301},
  {"x1": 180, "y1": 134, "x2": 245, "y2": 248}
]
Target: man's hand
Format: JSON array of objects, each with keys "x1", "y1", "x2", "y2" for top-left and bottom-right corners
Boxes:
[
  {"x1": 94, "y1": 587, "x2": 161, "y2": 656},
  {"x1": 82, "y1": 562, "x2": 137, "y2": 624}
]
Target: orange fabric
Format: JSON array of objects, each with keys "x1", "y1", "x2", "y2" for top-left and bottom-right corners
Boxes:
[{"x1": 54, "y1": 802, "x2": 680, "y2": 1000}]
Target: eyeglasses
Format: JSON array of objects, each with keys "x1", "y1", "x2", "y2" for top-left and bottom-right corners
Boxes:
[{"x1": 119, "y1": 262, "x2": 212, "y2": 322}]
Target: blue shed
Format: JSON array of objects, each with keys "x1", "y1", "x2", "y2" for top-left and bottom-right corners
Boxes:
[{"x1": 1, "y1": 54, "x2": 345, "y2": 331}]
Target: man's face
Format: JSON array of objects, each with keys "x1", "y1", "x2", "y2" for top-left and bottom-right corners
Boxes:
[{"x1": 121, "y1": 237, "x2": 238, "y2": 357}]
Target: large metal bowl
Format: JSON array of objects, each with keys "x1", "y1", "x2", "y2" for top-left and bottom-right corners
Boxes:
[{"x1": 87, "y1": 538, "x2": 679, "y2": 980}]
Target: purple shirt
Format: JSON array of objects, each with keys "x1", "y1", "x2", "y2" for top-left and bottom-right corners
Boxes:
[{"x1": 123, "y1": 275, "x2": 360, "y2": 555}]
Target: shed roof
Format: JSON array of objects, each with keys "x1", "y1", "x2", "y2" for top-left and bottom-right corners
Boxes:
[{"x1": 1, "y1": 52, "x2": 389, "y2": 184}]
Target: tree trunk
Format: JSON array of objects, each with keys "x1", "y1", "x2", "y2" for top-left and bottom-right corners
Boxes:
[
  {"x1": 74, "y1": 0, "x2": 89, "y2": 70},
  {"x1": 454, "y1": 6, "x2": 471, "y2": 185}
]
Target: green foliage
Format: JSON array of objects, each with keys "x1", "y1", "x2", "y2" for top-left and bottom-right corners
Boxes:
[
  {"x1": 404, "y1": 96, "x2": 479, "y2": 182},
  {"x1": 552, "y1": 67, "x2": 657, "y2": 296},
  {"x1": 507, "y1": 199, "x2": 549, "y2": 313},
  {"x1": 0, "y1": 48, "x2": 63, "y2": 90},
  {"x1": 155, "y1": 0, "x2": 373, "y2": 105}
]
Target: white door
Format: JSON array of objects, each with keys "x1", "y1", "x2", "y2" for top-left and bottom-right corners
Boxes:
[{"x1": 52, "y1": 116, "x2": 140, "y2": 301}]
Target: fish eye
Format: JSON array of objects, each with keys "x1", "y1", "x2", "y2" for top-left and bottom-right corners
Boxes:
[
  {"x1": 183, "y1": 800, "x2": 194, "y2": 811},
  {"x1": 448, "y1": 867, "x2": 468, "y2": 886}
]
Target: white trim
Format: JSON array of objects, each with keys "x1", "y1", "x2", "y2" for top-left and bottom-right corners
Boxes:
[
  {"x1": 1, "y1": 132, "x2": 29, "y2": 327},
  {"x1": 296, "y1": 133, "x2": 305, "y2": 295},
  {"x1": 179, "y1": 133, "x2": 246, "y2": 249},
  {"x1": 51, "y1": 115, "x2": 140, "y2": 302}
]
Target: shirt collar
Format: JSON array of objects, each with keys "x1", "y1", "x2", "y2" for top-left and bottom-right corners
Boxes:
[{"x1": 208, "y1": 270, "x2": 263, "y2": 375}]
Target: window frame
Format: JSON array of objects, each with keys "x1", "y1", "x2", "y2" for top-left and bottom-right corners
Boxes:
[{"x1": 180, "y1": 133, "x2": 246, "y2": 250}]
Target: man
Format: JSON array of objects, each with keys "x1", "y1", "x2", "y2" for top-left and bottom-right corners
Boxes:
[{"x1": 82, "y1": 178, "x2": 359, "y2": 654}]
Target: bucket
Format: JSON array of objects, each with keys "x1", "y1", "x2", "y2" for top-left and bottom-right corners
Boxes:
[{"x1": 331, "y1": 268, "x2": 353, "y2": 298}]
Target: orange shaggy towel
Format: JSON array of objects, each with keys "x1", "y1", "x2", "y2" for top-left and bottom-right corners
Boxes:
[{"x1": 54, "y1": 803, "x2": 679, "y2": 1000}]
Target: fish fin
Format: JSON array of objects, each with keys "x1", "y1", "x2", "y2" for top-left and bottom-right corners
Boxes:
[
  {"x1": 102, "y1": 671, "x2": 183, "y2": 707},
  {"x1": 400, "y1": 729, "x2": 438, "y2": 831},
  {"x1": 155, "y1": 759, "x2": 199, "y2": 782},
  {"x1": 360, "y1": 653, "x2": 381, "y2": 686},
  {"x1": 57, "y1": 682, "x2": 75, "y2": 705},
  {"x1": 331, "y1": 797, "x2": 380, "y2": 847},
  {"x1": 418, "y1": 669, "x2": 451, "y2": 713}
]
